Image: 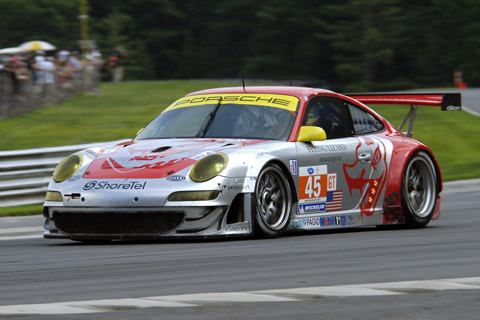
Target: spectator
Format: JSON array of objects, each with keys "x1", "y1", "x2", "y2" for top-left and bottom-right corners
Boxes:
[
  {"x1": 58, "y1": 46, "x2": 70, "y2": 61},
  {"x1": 3, "y1": 57, "x2": 30, "y2": 114},
  {"x1": 91, "y1": 49, "x2": 103, "y2": 93},
  {"x1": 68, "y1": 51, "x2": 83, "y2": 91},
  {"x1": 83, "y1": 48, "x2": 104, "y2": 93},
  {"x1": 56, "y1": 57, "x2": 74, "y2": 93},
  {"x1": 35, "y1": 55, "x2": 56, "y2": 103},
  {"x1": 24, "y1": 53, "x2": 37, "y2": 85},
  {"x1": 109, "y1": 46, "x2": 127, "y2": 82}
]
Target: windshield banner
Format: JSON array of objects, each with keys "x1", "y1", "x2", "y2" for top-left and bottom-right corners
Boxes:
[{"x1": 166, "y1": 94, "x2": 299, "y2": 112}]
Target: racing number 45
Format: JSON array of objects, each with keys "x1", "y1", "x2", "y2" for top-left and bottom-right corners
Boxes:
[
  {"x1": 305, "y1": 175, "x2": 322, "y2": 198},
  {"x1": 301, "y1": 173, "x2": 336, "y2": 200}
]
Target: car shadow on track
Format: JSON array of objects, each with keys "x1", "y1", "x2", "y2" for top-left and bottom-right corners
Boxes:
[{"x1": 44, "y1": 223, "x2": 443, "y2": 246}]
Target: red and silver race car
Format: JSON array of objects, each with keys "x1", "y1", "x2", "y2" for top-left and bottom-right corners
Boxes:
[{"x1": 43, "y1": 86, "x2": 461, "y2": 241}]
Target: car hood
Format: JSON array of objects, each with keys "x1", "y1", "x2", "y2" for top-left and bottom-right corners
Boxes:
[{"x1": 82, "y1": 138, "x2": 265, "y2": 179}]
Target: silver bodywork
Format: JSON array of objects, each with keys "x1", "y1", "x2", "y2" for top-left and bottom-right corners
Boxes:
[{"x1": 44, "y1": 135, "x2": 394, "y2": 240}]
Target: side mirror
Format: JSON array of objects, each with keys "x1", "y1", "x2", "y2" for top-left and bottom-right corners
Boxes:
[{"x1": 297, "y1": 126, "x2": 327, "y2": 142}]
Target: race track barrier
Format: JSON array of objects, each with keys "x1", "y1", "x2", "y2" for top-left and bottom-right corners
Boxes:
[{"x1": 0, "y1": 140, "x2": 128, "y2": 208}]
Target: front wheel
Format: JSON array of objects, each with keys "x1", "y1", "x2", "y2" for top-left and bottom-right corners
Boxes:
[
  {"x1": 254, "y1": 164, "x2": 292, "y2": 238},
  {"x1": 401, "y1": 151, "x2": 438, "y2": 228}
]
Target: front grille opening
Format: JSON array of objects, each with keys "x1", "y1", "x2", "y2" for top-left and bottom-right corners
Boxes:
[
  {"x1": 226, "y1": 194, "x2": 245, "y2": 224},
  {"x1": 53, "y1": 211, "x2": 185, "y2": 236}
]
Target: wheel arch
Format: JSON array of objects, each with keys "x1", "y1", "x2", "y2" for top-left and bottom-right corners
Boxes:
[
  {"x1": 261, "y1": 159, "x2": 299, "y2": 204},
  {"x1": 382, "y1": 142, "x2": 442, "y2": 224}
]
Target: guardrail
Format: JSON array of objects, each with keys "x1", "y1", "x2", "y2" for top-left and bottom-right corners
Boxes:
[{"x1": 0, "y1": 140, "x2": 128, "y2": 208}]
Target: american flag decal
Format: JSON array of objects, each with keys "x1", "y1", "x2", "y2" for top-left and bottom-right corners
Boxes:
[{"x1": 326, "y1": 190, "x2": 343, "y2": 212}]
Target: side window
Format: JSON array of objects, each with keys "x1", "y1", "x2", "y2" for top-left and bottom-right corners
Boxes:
[
  {"x1": 348, "y1": 104, "x2": 384, "y2": 135},
  {"x1": 303, "y1": 96, "x2": 350, "y2": 139}
]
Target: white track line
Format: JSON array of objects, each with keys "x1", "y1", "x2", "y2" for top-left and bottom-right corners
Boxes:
[{"x1": 0, "y1": 277, "x2": 479, "y2": 315}]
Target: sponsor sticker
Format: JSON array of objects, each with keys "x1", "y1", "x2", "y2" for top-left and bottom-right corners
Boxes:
[
  {"x1": 291, "y1": 215, "x2": 356, "y2": 230},
  {"x1": 289, "y1": 159, "x2": 298, "y2": 175},
  {"x1": 306, "y1": 144, "x2": 348, "y2": 153},
  {"x1": 298, "y1": 203, "x2": 326, "y2": 214},
  {"x1": 83, "y1": 181, "x2": 146, "y2": 191},
  {"x1": 290, "y1": 220, "x2": 304, "y2": 229},
  {"x1": 302, "y1": 217, "x2": 321, "y2": 228},
  {"x1": 166, "y1": 94, "x2": 300, "y2": 112},
  {"x1": 166, "y1": 175, "x2": 186, "y2": 181},
  {"x1": 446, "y1": 105, "x2": 461, "y2": 111}
]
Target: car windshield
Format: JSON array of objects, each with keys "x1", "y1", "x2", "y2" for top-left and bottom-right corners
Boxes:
[{"x1": 135, "y1": 94, "x2": 299, "y2": 141}]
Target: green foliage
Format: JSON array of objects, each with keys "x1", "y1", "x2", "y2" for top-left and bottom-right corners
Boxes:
[
  {"x1": 1, "y1": 1, "x2": 480, "y2": 93},
  {"x1": 0, "y1": 0, "x2": 79, "y2": 49}
]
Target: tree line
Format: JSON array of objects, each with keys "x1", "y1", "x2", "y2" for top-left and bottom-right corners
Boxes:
[{"x1": 0, "y1": 0, "x2": 478, "y2": 91}]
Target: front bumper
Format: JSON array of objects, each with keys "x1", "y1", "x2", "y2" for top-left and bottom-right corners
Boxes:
[{"x1": 43, "y1": 193, "x2": 254, "y2": 240}]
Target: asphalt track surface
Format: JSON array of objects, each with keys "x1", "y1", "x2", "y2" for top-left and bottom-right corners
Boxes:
[
  {"x1": 0, "y1": 178, "x2": 479, "y2": 319},
  {"x1": 0, "y1": 88, "x2": 479, "y2": 319}
]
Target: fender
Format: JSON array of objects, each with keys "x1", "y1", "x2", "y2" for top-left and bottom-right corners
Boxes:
[{"x1": 382, "y1": 137, "x2": 442, "y2": 224}]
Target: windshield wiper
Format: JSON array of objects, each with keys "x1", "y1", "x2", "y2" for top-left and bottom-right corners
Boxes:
[{"x1": 196, "y1": 98, "x2": 222, "y2": 138}]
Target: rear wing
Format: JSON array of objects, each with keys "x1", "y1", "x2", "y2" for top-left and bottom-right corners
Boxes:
[{"x1": 347, "y1": 93, "x2": 462, "y2": 137}]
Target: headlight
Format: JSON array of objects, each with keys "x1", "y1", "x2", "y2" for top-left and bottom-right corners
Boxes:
[
  {"x1": 53, "y1": 153, "x2": 83, "y2": 182},
  {"x1": 190, "y1": 153, "x2": 228, "y2": 182}
]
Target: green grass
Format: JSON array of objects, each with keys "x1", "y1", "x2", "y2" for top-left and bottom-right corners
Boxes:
[
  {"x1": 1, "y1": 81, "x2": 479, "y2": 216},
  {"x1": 0, "y1": 204, "x2": 44, "y2": 217}
]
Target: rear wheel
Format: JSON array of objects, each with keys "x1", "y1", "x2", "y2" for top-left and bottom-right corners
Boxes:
[
  {"x1": 254, "y1": 164, "x2": 292, "y2": 238},
  {"x1": 401, "y1": 151, "x2": 437, "y2": 228}
]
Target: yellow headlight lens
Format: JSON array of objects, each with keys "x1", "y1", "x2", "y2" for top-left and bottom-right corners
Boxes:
[
  {"x1": 45, "y1": 191, "x2": 63, "y2": 202},
  {"x1": 190, "y1": 153, "x2": 228, "y2": 182},
  {"x1": 168, "y1": 190, "x2": 220, "y2": 201},
  {"x1": 53, "y1": 153, "x2": 83, "y2": 182}
]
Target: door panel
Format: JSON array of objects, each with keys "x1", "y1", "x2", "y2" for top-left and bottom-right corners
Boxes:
[{"x1": 295, "y1": 137, "x2": 374, "y2": 215}]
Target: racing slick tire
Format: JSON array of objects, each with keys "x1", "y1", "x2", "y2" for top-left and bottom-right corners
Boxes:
[
  {"x1": 401, "y1": 151, "x2": 438, "y2": 228},
  {"x1": 254, "y1": 163, "x2": 292, "y2": 238}
]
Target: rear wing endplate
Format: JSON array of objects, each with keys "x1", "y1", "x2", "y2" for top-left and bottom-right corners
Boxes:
[{"x1": 347, "y1": 93, "x2": 462, "y2": 137}]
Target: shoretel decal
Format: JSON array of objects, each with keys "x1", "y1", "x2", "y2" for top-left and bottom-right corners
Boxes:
[{"x1": 83, "y1": 181, "x2": 147, "y2": 191}]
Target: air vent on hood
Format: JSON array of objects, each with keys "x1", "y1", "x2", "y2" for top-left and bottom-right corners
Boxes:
[{"x1": 152, "y1": 146, "x2": 172, "y2": 153}]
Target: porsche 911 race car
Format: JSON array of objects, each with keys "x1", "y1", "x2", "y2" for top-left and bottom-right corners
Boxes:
[{"x1": 43, "y1": 86, "x2": 461, "y2": 241}]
